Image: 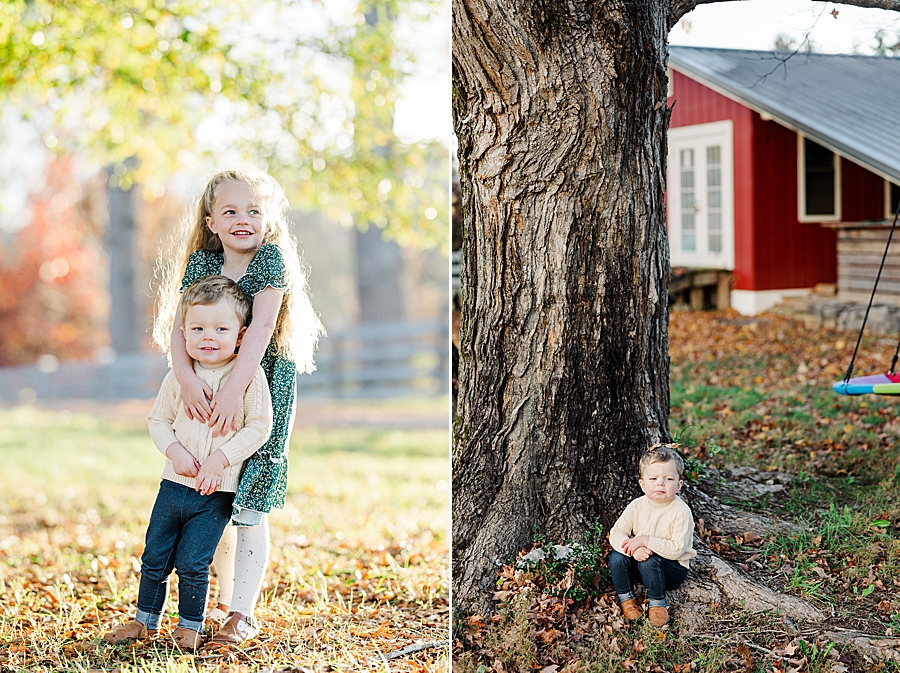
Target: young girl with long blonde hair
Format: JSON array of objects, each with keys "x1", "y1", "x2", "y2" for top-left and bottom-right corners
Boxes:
[{"x1": 154, "y1": 165, "x2": 323, "y2": 643}]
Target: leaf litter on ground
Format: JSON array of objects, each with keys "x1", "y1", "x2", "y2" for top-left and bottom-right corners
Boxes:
[
  {"x1": 454, "y1": 310, "x2": 900, "y2": 673},
  {"x1": 0, "y1": 405, "x2": 449, "y2": 672}
]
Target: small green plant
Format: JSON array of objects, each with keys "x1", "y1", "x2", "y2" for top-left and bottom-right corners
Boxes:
[
  {"x1": 518, "y1": 520, "x2": 610, "y2": 603},
  {"x1": 786, "y1": 566, "x2": 827, "y2": 602},
  {"x1": 797, "y1": 639, "x2": 836, "y2": 670},
  {"x1": 682, "y1": 456, "x2": 705, "y2": 484},
  {"x1": 670, "y1": 425, "x2": 698, "y2": 451},
  {"x1": 887, "y1": 611, "x2": 900, "y2": 631}
]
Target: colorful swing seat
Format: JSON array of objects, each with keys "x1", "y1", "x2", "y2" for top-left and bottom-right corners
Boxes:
[{"x1": 833, "y1": 372, "x2": 900, "y2": 396}]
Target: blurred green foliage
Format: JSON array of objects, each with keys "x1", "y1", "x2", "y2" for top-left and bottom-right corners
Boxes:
[{"x1": 0, "y1": 0, "x2": 448, "y2": 248}]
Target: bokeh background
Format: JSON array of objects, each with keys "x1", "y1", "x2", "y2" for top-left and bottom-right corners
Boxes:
[
  {"x1": 0, "y1": 0, "x2": 450, "y2": 402},
  {"x1": 0, "y1": 1, "x2": 450, "y2": 669}
]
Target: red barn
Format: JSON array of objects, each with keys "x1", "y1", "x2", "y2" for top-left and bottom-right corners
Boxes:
[{"x1": 667, "y1": 47, "x2": 900, "y2": 315}]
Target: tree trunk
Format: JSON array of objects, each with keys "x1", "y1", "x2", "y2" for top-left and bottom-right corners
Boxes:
[
  {"x1": 106, "y1": 172, "x2": 141, "y2": 354},
  {"x1": 355, "y1": 226, "x2": 405, "y2": 324},
  {"x1": 452, "y1": 0, "x2": 672, "y2": 613},
  {"x1": 354, "y1": 3, "x2": 406, "y2": 328}
]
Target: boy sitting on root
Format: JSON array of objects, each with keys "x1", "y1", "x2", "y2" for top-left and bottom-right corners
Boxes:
[{"x1": 608, "y1": 445, "x2": 695, "y2": 627}]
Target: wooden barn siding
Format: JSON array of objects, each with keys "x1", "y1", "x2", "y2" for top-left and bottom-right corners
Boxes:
[
  {"x1": 840, "y1": 159, "x2": 885, "y2": 221},
  {"x1": 669, "y1": 71, "x2": 756, "y2": 290},
  {"x1": 750, "y1": 115, "x2": 837, "y2": 291},
  {"x1": 828, "y1": 143, "x2": 889, "y2": 299},
  {"x1": 836, "y1": 228, "x2": 900, "y2": 296}
]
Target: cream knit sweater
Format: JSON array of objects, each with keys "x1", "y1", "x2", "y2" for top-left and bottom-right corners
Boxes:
[
  {"x1": 147, "y1": 360, "x2": 273, "y2": 493},
  {"x1": 609, "y1": 495, "x2": 696, "y2": 568}
]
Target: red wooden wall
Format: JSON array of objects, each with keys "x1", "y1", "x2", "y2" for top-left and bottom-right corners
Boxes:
[
  {"x1": 667, "y1": 69, "x2": 883, "y2": 292},
  {"x1": 668, "y1": 72, "x2": 756, "y2": 290},
  {"x1": 748, "y1": 116, "x2": 836, "y2": 291}
]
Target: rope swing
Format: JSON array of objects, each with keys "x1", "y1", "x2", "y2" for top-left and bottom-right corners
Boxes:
[{"x1": 833, "y1": 198, "x2": 900, "y2": 396}]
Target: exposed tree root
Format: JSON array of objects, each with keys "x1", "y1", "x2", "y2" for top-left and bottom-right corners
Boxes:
[
  {"x1": 820, "y1": 631, "x2": 900, "y2": 662},
  {"x1": 682, "y1": 485, "x2": 798, "y2": 538},
  {"x1": 670, "y1": 541, "x2": 826, "y2": 629},
  {"x1": 681, "y1": 466, "x2": 801, "y2": 537},
  {"x1": 672, "y1": 471, "x2": 900, "y2": 663},
  {"x1": 676, "y1": 471, "x2": 825, "y2": 635}
]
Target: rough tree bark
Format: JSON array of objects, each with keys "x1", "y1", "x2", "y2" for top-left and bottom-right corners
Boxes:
[
  {"x1": 453, "y1": 0, "x2": 671, "y2": 613},
  {"x1": 452, "y1": 0, "x2": 900, "y2": 619}
]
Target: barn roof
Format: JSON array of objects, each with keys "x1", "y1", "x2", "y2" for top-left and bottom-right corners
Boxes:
[{"x1": 668, "y1": 46, "x2": 900, "y2": 184}]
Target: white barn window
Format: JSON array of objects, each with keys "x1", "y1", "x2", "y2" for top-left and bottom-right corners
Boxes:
[{"x1": 798, "y1": 136, "x2": 841, "y2": 222}]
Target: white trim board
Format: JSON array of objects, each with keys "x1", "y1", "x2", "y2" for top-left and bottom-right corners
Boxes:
[{"x1": 731, "y1": 288, "x2": 810, "y2": 316}]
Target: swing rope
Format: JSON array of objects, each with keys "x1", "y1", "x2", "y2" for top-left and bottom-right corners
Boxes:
[{"x1": 843, "y1": 198, "x2": 900, "y2": 383}]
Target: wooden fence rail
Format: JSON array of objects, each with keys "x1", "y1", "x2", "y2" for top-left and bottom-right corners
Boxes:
[{"x1": 0, "y1": 320, "x2": 449, "y2": 403}]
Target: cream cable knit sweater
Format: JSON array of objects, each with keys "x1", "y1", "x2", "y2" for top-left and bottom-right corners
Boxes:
[
  {"x1": 609, "y1": 495, "x2": 696, "y2": 568},
  {"x1": 147, "y1": 360, "x2": 273, "y2": 493}
]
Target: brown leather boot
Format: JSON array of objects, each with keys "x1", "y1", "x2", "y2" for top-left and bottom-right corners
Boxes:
[
  {"x1": 171, "y1": 626, "x2": 203, "y2": 651},
  {"x1": 620, "y1": 598, "x2": 642, "y2": 621},
  {"x1": 102, "y1": 619, "x2": 156, "y2": 643},
  {"x1": 648, "y1": 605, "x2": 669, "y2": 627}
]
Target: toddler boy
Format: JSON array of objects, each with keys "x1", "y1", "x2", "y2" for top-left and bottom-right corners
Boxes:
[
  {"x1": 104, "y1": 275, "x2": 273, "y2": 650},
  {"x1": 608, "y1": 445, "x2": 695, "y2": 627}
]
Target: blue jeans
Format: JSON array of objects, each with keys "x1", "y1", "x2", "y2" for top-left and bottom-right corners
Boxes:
[
  {"x1": 135, "y1": 480, "x2": 234, "y2": 632},
  {"x1": 608, "y1": 550, "x2": 689, "y2": 608}
]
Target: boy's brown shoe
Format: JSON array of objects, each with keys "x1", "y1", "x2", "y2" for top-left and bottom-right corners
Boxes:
[
  {"x1": 620, "y1": 599, "x2": 642, "y2": 621},
  {"x1": 648, "y1": 606, "x2": 669, "y2": 627},
  {"x1": 171, "y1": 626, "x2": 203, "y2": 651},
  {"x1": 102, "y1": 619, "x2": 156, "y2": 643}
]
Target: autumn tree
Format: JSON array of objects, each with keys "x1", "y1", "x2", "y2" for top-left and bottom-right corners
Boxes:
[
  {"x1": 451, "y1": 0, "x2": 900, "y2": 634},
  {"x1": 0, "y1": 0, "x2": 448, "y2": 353},
  {"x1": 0, "y1": 159, "x2": 107, "y2": 365}
]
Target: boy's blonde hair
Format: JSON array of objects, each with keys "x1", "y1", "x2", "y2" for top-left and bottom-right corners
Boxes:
[
  {"x1": 181, "y1": 275, "x2": 250, "y2": 328},
  {"x1": 638, "y1": 445, "x2": 685, "y2": 480},
  {"x1": 153, "y1": 166, "x2": 323, "y2": 373}
]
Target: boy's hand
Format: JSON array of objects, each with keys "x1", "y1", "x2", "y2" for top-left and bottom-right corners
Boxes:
[
  {"x1": 166, "y1": 442, "x2": 201, "y2": 477},
  {"x1": 632, "y1": 546, "x2": 653, "y2": 562},
  {"x1": 622, "y1": 535, "x2": 650, "y2": 555},
  {"x1": 179, "y1": 372, "x2": 213, "y2": 422},
  {"x1": 208, "y1": 384, "x2": 242, "y2": 437},
  {"x1": 196, "y1": 450, "x2": 229, "y2": 495}
]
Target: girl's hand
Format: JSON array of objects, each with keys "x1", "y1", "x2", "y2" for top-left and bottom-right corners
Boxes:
[
  {"x1": 208, "y1": 384, "x2": 242, "y2": 437},
  {"x1": 179, "y1": 371, "x2": 213, "y2": 422},
  {"x1": 166, "y1": 442, "x2": 201, "y2": 477},
  {"x1": 632, "y1": 546, "x2": 653, "y2": 562}
]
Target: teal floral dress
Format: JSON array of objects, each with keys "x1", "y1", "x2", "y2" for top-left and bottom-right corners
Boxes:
[{"x1": 180, "y1": 243, "x2": 295, "y2": 526}]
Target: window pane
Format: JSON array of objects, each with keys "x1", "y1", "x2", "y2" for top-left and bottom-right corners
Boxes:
[
  {"x1": 805, "y1": 138, "x2": 835, "y2": 216},
  {"x1": 707, "y1": 145, "x2": 722, "y2": 253},
  {"x1": 890, "y1": 182, "x2": 900, "y2": 217},
  {"x1": 680, "y1": 149, "x2": 695, "y2": 252}
]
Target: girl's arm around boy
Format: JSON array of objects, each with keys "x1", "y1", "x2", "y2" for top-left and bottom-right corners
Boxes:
[{"x1": 147, "y1": 366, "x2": 273, "y2": 495}]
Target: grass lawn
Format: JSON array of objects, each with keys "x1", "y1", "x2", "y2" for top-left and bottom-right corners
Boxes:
[
  {"x1": 453, "y1": 311, "x2": 900, "y2": 673},
  {"x1": 0, "y1": 401, "x2": 449, "y2": 671}
]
